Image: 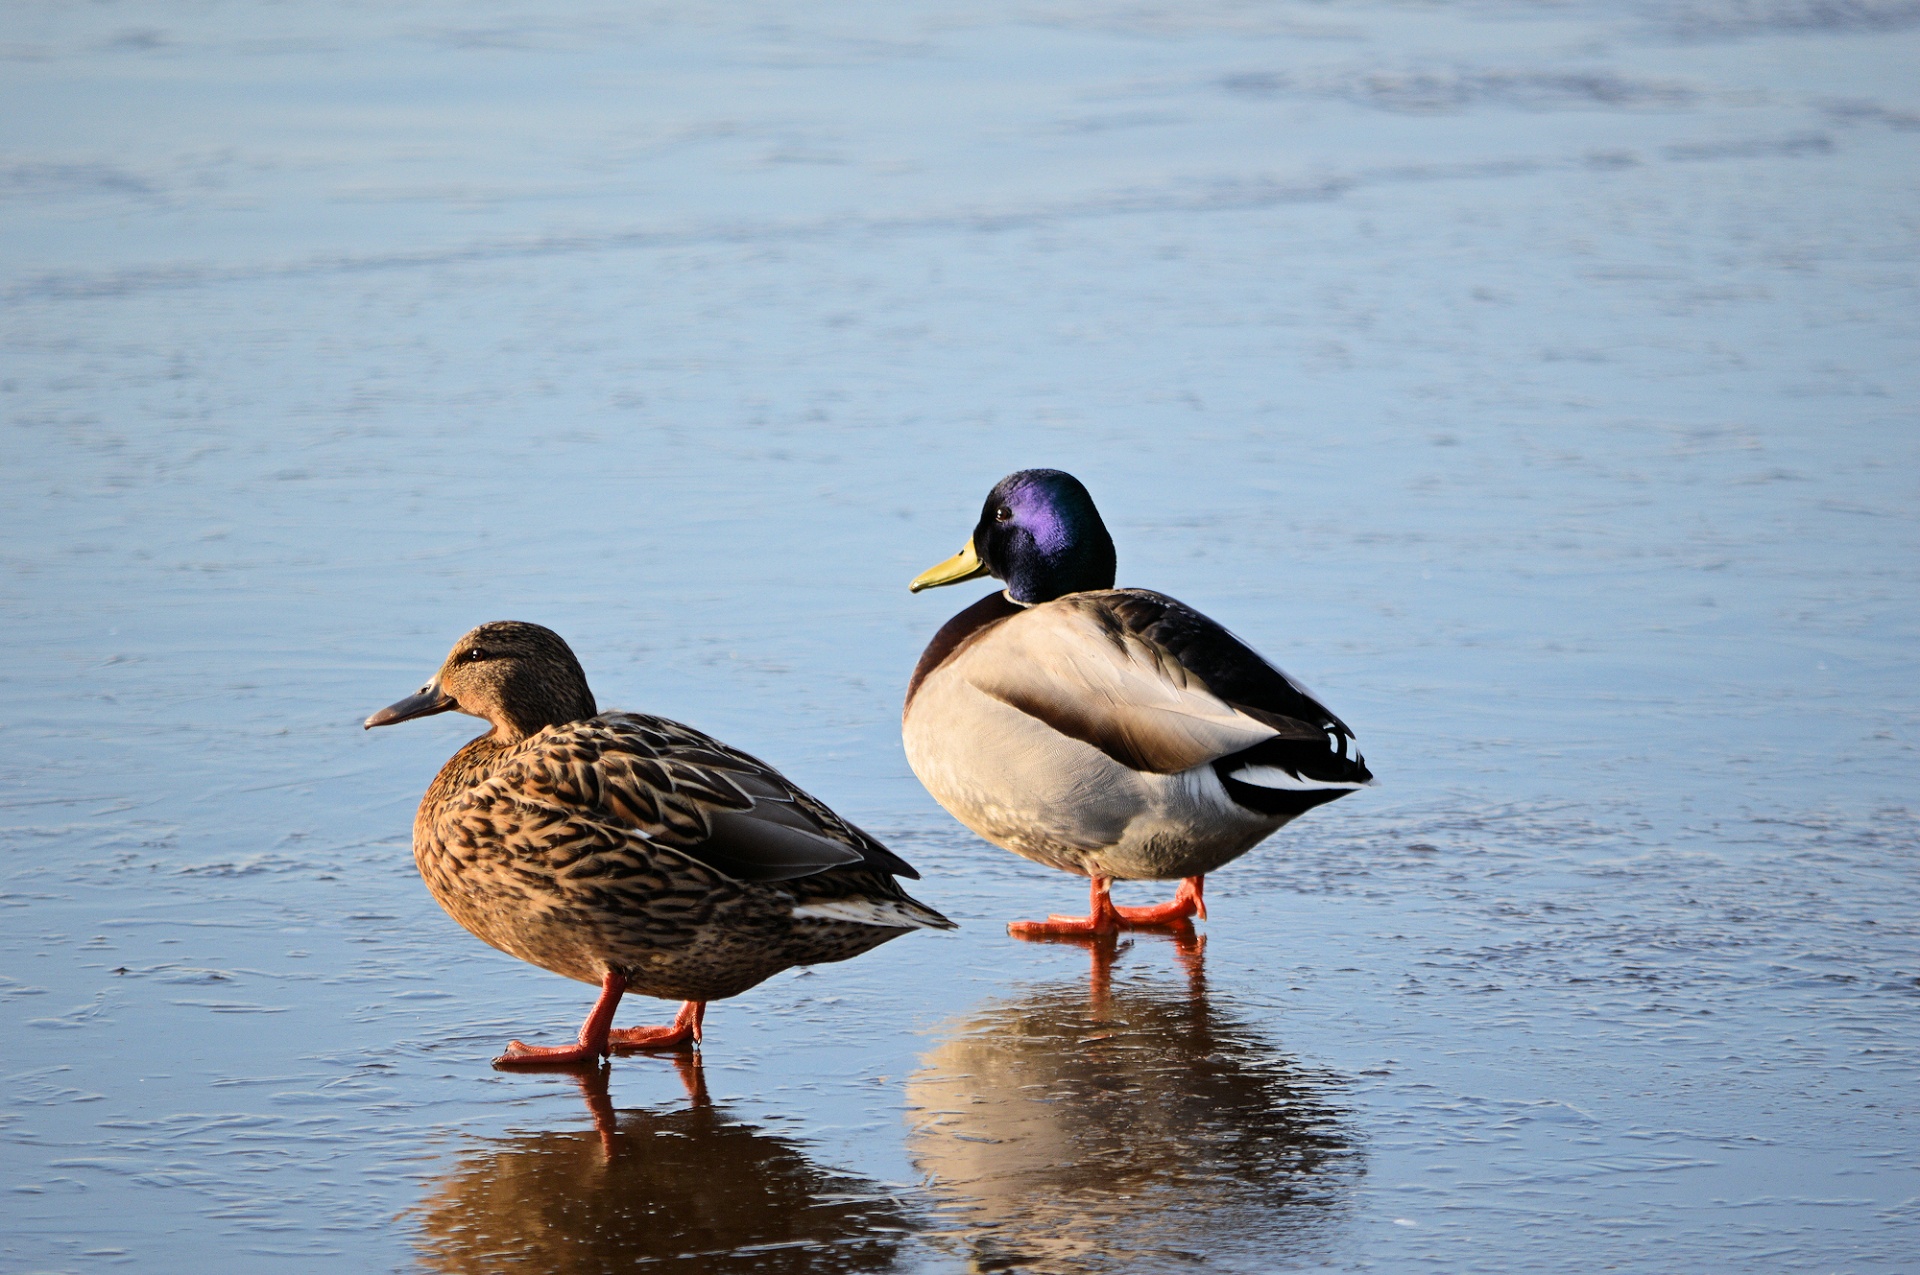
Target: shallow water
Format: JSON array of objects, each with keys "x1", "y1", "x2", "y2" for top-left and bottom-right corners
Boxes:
[{"x1": 3, "y1": 0, "x2": 1917, "y2": 1271}]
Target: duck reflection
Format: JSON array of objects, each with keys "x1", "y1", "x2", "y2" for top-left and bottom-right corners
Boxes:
[
  {"x1": 907, "y1": 935, "x2": 1360, "y2": 1271},
  {"x1": 415, "y1": 1061, "x2": 915, "y2": 1273}
]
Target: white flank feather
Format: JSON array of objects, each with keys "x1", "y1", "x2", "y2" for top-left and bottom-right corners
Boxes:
[
  {"x1": 793, "y1": 898, "x2": 948, "y2": 929},
  {"x1": 1228, "y1": 764, "x2": 1370, "y2": 792}
]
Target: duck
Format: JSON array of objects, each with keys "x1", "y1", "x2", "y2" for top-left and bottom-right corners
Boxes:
[
  {"x1": 365, "y1": 621, "x2": 953, "y2": 1067},
  {"x1": 903, "y1": 469, "x2": 1372, "y2": 937}
]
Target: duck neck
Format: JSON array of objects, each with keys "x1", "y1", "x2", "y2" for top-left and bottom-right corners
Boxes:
[
  {"x1": 1002, "y1": 542, "x2": 1116, "y2": 604},
  {"x1": 487, "y1": 673, "x2": 598, "y2": 744},
  {"x1": 420, "y1": 733, "x2": 513, "y2": 821}
]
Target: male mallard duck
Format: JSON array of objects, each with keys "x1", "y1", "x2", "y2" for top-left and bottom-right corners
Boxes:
[
  {"x1": 903, "y1": 469, "x2": 1371, "y2": 937},
  {"x1": 365, "y1": 621, "x2": 953, "y2": 1066}
]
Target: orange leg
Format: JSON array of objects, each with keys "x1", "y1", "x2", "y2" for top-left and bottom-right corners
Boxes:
[
  {"x1": 1111, "y1": 875, "x2": 1208, "y2": 927},
  {"x1": 610, "y1": 1000, "x2": 705, "y2": 1053},
  {"x1": 1008, "y1": 876, "x2": 1124, "y2": 938},
  {"x1": 495, "y1": 970, "x2": 627, "y2": 1068}
]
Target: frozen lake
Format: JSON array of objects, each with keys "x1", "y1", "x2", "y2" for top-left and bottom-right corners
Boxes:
[{"x1": 3, "y1": 0, "x2": 1917, "y2": 1270}]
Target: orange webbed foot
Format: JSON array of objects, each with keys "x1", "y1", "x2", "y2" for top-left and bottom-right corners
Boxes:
[
  {"x1": 491, "y1": 969, "x2": 628, "y2": 1069},
  {"x1": 1008, "y1": 913, "x2": 1118, "y2": 938},
  {"x1": 1008, "y1": 876, "x2": 1125, "y2": 940},
  {"x1": 1111, "y1": 876, "x2": 1207, "y2": 928},
  {"x1": 608, "y1": 1025, "x2": 694, "y2": 1052},
  {"x1": 493, "y1": 1040, "x2": 603, "y2": 1068},
  {"x1": 609, "y1": 1000, "x2": 704, "y2": 1053}
]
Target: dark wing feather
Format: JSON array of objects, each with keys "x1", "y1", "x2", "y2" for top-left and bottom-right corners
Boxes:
[
  {"x1": 696, "y1": 809, "x2": 862, "y2": 882},
  {"x1": 495, "y1": 714, "x2": 918, "y2": 884}
]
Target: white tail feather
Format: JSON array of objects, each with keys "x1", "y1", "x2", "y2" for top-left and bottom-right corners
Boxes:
[
  {"x1": 1229, "y1": 764, "x2": 1369, "y2": 792},
  {"x1": 793, "y1": 897, "x2": 952, "y2": 930}
]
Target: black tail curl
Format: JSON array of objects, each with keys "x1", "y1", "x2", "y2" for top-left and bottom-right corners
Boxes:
[{"x1": 1211, "y1": 733, "x2": 1372, "y2": 819}]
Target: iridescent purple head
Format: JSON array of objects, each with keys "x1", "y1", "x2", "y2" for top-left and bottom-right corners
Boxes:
[{"x1": 972, "y1": 469, "x2": 1117, "y2": 604}]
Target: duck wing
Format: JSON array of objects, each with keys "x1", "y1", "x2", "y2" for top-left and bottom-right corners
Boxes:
[
  {"x1": 474, "y1": 714, "x2": 919, "y2": 884},
  {"x1": 965, "y1": 590, "x2": 1370, "y2": 806}
]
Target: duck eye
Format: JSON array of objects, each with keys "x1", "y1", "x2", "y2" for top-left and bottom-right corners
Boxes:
[
  {"x1": 994, "y1": 506, "x2": 1012, "y2": 523},
  {"x1": 463, "y1": 647, "x2": 488, "y2": 663}
]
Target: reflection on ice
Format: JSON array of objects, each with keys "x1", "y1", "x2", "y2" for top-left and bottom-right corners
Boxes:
[
  {"x1": 907, "y1": 937, "x2": 1360, "y2": 1271},
  {"x1": 413, "y1": 1062, "x2": 915, "y2": 1274}
]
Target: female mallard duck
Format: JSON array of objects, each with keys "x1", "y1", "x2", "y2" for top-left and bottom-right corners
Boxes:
[
  {"x1": 365, "y1": 621, "x2": 953, "y2": 1067},
  {"x1": 903, "y1": 469, "x2": 1372, "y2": 937}
]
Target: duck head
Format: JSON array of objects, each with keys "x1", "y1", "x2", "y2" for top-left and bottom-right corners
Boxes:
[
  {"x1": 364, "y1": 621, "x2": 597, "y2": 743},
  {"x1": 910, "y1": 469, "x2": 1116, "y2": 605}
]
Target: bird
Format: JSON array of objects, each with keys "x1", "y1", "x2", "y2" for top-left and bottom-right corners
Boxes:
[
  {"x1": 902, "y1": 468, "x2": 1372, "y2": 938},
  {"x1": 365, "y1": 620, "x2": 953, "y2": 1067}
]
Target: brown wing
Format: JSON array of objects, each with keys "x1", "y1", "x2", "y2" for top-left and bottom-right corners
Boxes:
[{"x1": 467, "y1": 714, "x2": 914, "y2": 884}]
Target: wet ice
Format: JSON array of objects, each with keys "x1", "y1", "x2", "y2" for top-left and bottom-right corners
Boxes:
[{"x1": 3, "y1": 0, "x2": 1918, "y2": 1271}]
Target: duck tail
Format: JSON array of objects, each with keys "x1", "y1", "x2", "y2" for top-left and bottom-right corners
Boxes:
[{"x1": 791, "y1": 894, "x2": 957, "y2": 931}]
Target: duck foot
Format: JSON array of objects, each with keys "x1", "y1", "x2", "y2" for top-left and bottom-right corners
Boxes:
[
  {"x1": 494, "y1": 970, "x2": 628, "y2": 1068},
  {"x1": 610, "y1": 1000, "x2": 705, "y2": 1053},
  {"x1": 1010, "y1": 875, "x2": 1210, "y2": 938},
  {"x1": 1111, "y1": 875, "x2": 1207, "y2": 927},
  {"x1": 494, "y1": 1041, "x2": 603, "y2": 1067},
  {"x1": 1008, "y1": 877, "x2": 1123, "y2": 938}
]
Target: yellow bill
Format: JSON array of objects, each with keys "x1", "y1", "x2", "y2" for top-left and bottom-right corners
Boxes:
[{"x1": 910, "y1": 540, "x2": 990, "y2": 592}]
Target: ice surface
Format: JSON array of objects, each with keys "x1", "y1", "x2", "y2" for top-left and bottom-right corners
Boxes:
[{"x1": 2, "y1": 1, "x2": 1916, "y2": 1270}]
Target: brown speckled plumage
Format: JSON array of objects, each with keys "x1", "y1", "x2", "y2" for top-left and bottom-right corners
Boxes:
[
  {"x1": 417, "y1": 711, "x2": 946, "y2": 1001},
  {"x1": 367, "y1": 621, "x2": 951, "y2": 1058}
]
